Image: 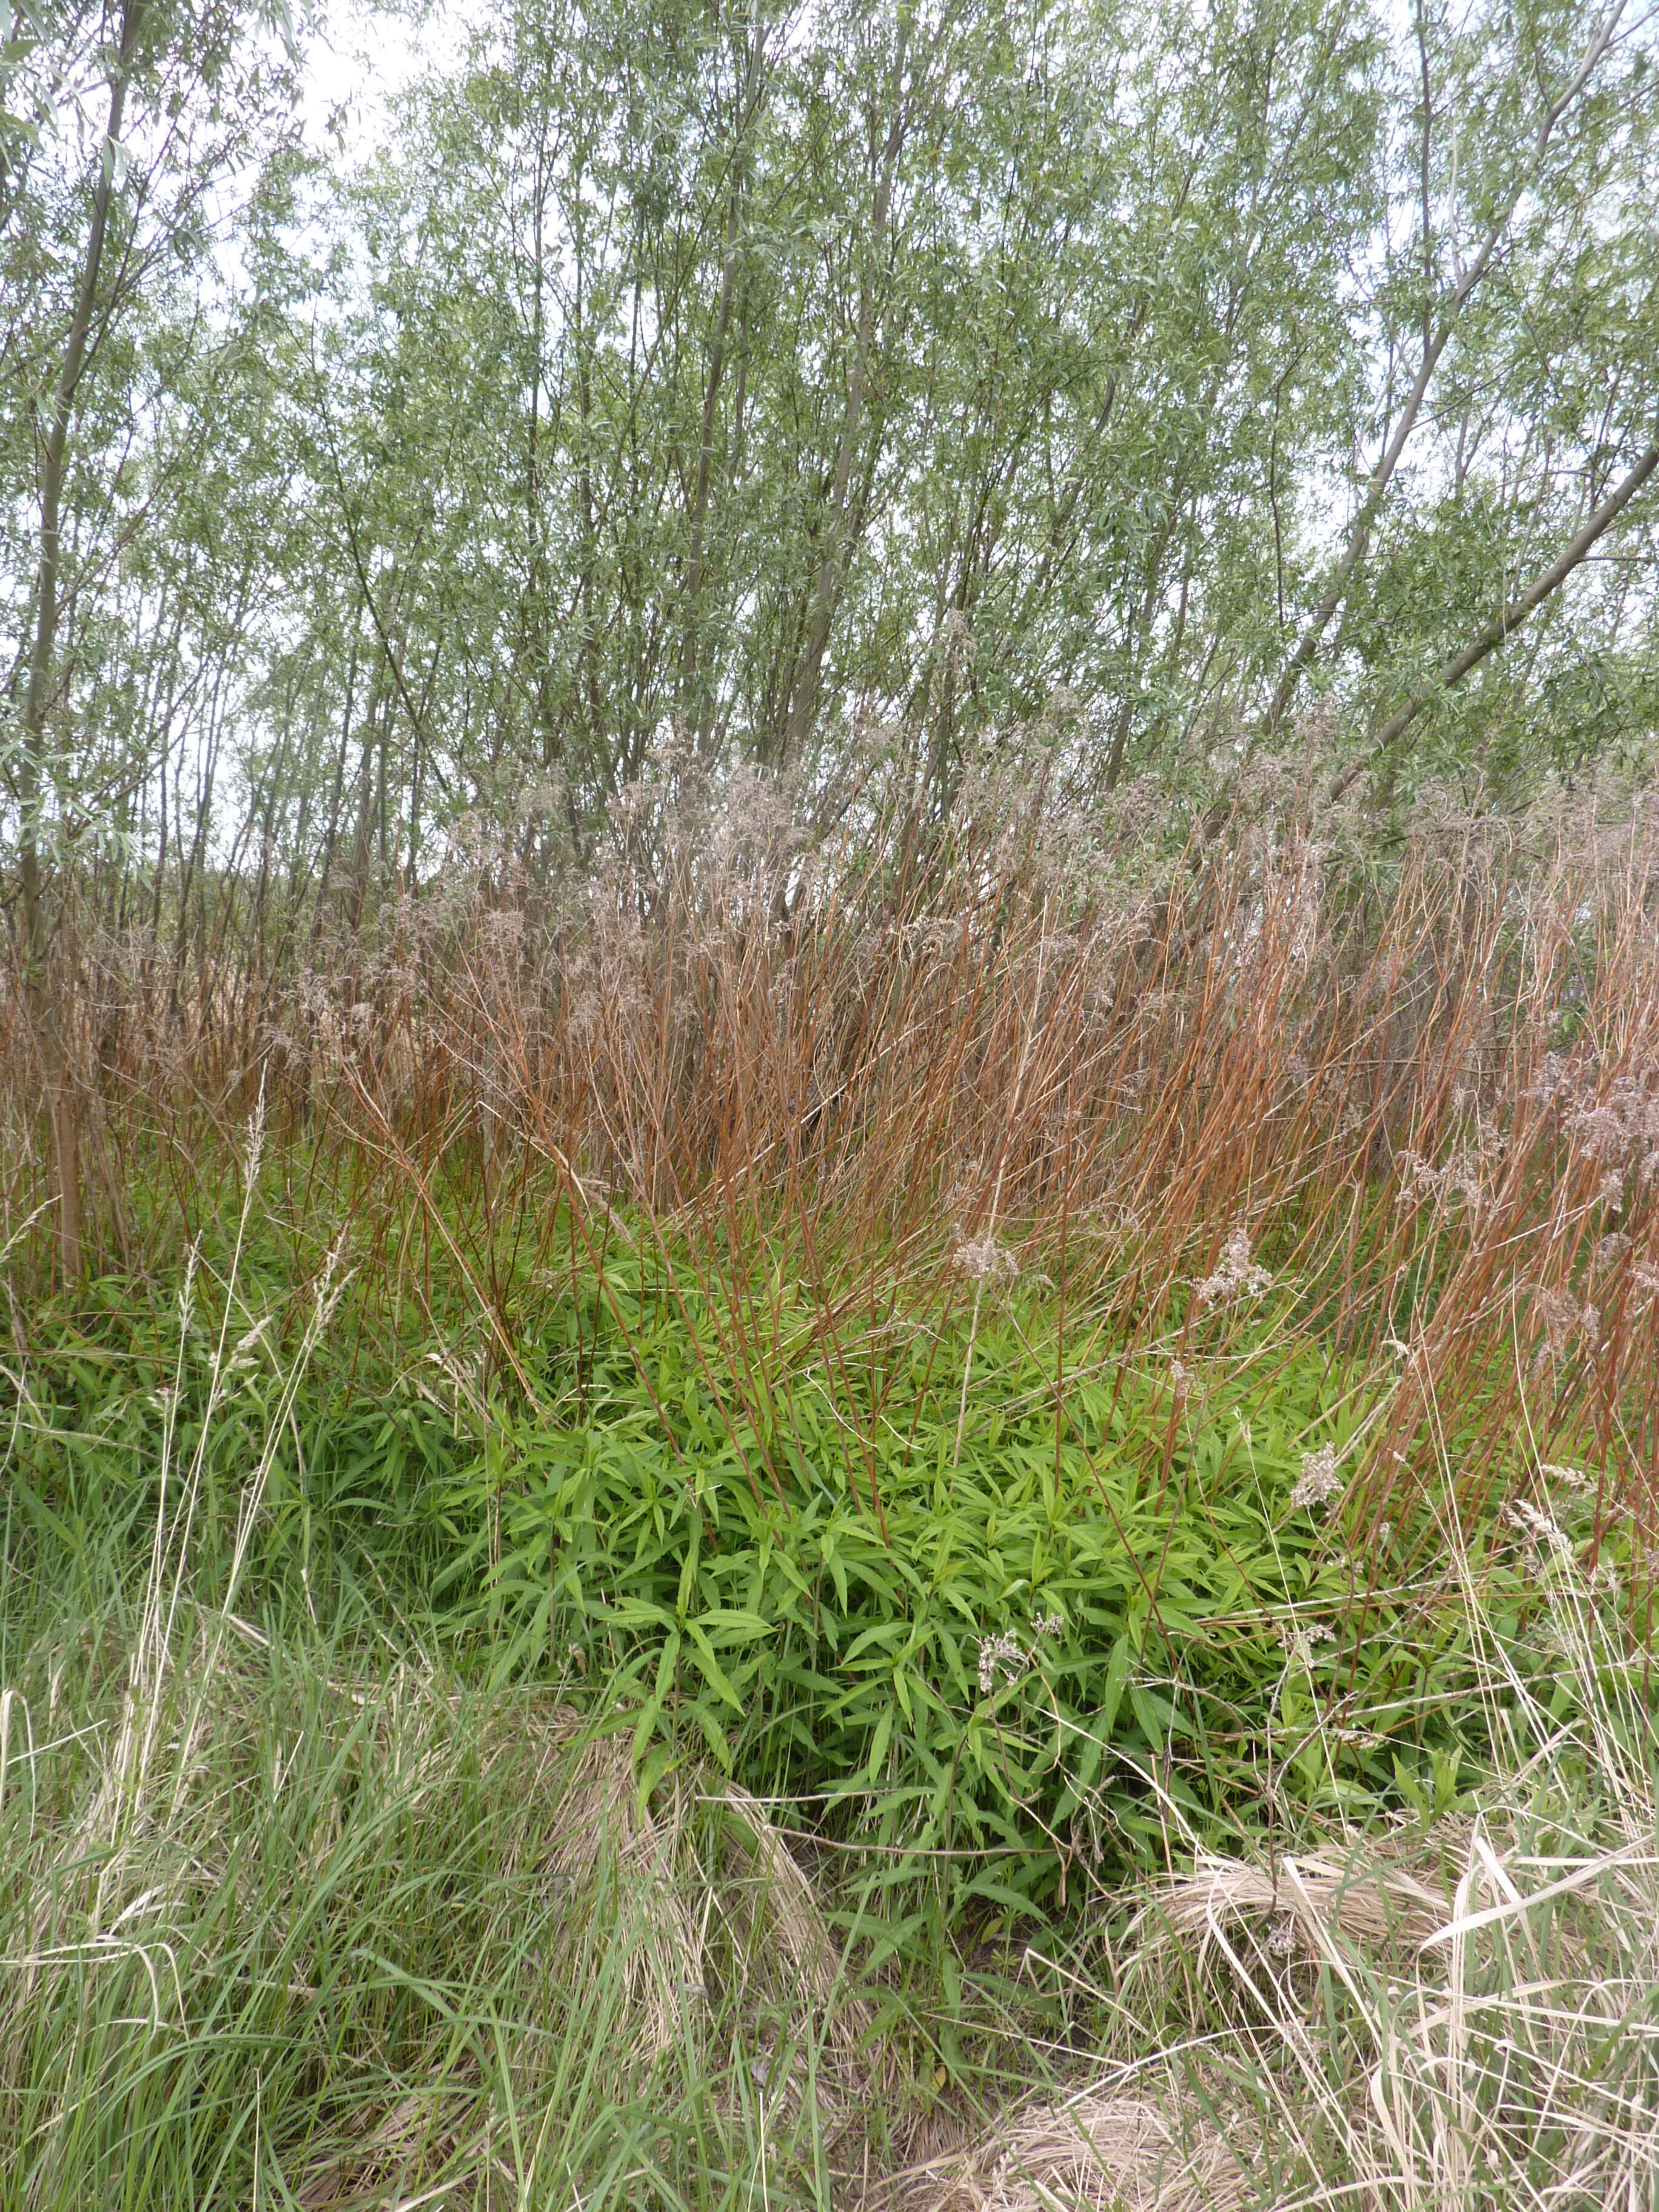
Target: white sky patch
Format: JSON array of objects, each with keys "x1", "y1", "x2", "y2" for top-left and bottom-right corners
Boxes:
[{"x1": 296, "y1": 0, "x2": 465, "y2": 164}]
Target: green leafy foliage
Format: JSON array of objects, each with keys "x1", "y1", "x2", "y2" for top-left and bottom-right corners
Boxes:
[{"x1": 432, "y1": 1256, "x2": 1540, "y2": 1919}]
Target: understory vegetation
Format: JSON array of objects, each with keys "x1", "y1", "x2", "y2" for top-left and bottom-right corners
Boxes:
[{"x1": 5, "y1": 779, "x2": 1659, "y2": 2206}]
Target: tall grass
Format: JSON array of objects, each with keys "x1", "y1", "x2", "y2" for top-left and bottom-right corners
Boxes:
[
  {"x1": 0, "y1": 1268, "x2": 891, "y2": 2211},
  {"x1": 7, "y1": 764, "x2": 1656, "y2": 1531}
]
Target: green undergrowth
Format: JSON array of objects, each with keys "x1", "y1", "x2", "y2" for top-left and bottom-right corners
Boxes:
[
  {"x1": 4, "y1": 1188, "x2": 1656, "y2": 2210},
  {"x1": 5, "y1": 1196, "x2": 1618, "y2": 1945},
  {"x1": 437, "y1": 1271, "x2": 1603, "y2": 1923}
]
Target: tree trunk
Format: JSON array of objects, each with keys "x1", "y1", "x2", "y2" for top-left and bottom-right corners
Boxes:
[
  {"x1": 680, "y1": 34, "x2": 767, "y2": 745},
  {"x1": 18, "y1": 0, "x2": 142, "y2": 1283},
  {"x1": 780, "y1": 8, "x2": 912, "y2": 764}
]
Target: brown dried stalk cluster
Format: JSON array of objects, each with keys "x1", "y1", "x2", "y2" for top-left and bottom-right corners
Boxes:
[{"x1": 4, "y1": 768, "x2": 1658, "y2": 1528}]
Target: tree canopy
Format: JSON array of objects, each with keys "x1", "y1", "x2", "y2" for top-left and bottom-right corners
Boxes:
[{"x1": 4, "y1": 0, "x2": 1657, "y2": 907}]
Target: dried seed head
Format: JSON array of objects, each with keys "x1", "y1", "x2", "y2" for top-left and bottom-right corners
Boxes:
[
  {"x1": 953, "y1": 1232, "x2": 1019, "y2": 1284},
  {"x1": 1196, "y1": 1225, "x2": 1272, "y2": 1308},
  {"x1": 1506, "y1": 1498, "x2": 1574, "y2": 1561},
  {"x1": 1290, "y1": 1444, "x2": 1342, "y2": 1510}
]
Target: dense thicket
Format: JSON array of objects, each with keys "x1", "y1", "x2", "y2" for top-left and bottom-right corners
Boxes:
[
  {"x1": 8, "y1": 0, "x2": 1659, "y2": 833},
  {"x1": 3, "y1": 0, "x2": 1658, "y2": 1269}
]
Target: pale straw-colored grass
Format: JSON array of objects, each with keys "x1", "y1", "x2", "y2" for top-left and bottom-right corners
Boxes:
[
  {"x1": 921, "y1": 1504, "x2": 1659, "y2": 2212},
  {"x1": 896, "y1": 2081, "x2": 1252, "y2": 2212}
]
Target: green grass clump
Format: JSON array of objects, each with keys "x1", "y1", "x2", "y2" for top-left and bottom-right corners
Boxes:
[{"x1": 0, "y1": 1550, "x2": 890, "y2": 2210}]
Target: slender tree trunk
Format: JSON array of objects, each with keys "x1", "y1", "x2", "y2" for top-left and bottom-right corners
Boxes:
[
  {"x1": 18, "y1": 0, "x2": 142, "y2": 1282},
  {"x1": 347, "y1": 676, "x2": 385, "y2": 942},
  {"x1": 780, "y1": 8, "x2": 911, "y2": 764},
  {"x1": 311, "y1": 620, "x2": 361, "y2": 953},
  {"x1": 1370, "y1": 443, "x2": 1658, "y2": 752},
  {"x1": 680, "y1": 33, "x2": 766, "y2": 743}
]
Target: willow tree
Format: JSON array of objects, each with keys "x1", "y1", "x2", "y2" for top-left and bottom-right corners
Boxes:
[{"x1": 2, "y1": 0, "x2": 299, "y2": 1276}]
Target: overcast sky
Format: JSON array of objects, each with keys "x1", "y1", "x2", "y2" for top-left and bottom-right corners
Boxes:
[{"x1": 295, "y1": 0, "x2": 458, "y2": 164}]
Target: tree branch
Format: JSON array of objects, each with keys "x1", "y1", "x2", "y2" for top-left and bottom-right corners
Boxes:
[
  {"x1": 1370, "y1": 441, "x2": 1658, "y2": 753},
  {"x1": 1259, "y1": 0, "x2": 1631, "y2": 741}
]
